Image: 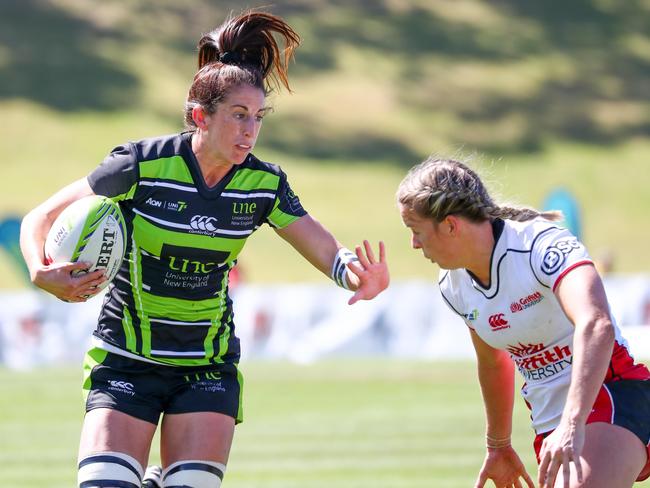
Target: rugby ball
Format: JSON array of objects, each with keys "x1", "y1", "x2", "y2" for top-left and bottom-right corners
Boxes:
[{"x1": 44, "y1": 195, "x2": 126, "y2": 290}]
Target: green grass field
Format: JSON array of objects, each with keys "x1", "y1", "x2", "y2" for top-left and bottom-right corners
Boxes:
[{"x1": 3, "y1": 360, "x2": 649, "y2": 487}]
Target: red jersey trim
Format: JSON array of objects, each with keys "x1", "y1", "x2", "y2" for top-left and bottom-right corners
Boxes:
[
  {"x1": 606, "y1": 341, "x2": 650, "y2": 382},
  {"x1": 552, "y1": 259, "x2": 593, "y2": 292}
]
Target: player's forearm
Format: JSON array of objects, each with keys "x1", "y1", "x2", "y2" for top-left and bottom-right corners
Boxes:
[
  {"x1": 554, "y1": 265, "x2": 616, "y2": 427},
  {"x1": 562, "y1": 315, "x2": 614, "y2": 426},
  {"x1": 276, "y1": 215, "x2": 344, "y2": 277},
  {"x1": 477, "y1": 351, "x2": 515, "y2": 440},
  {"x1": 21, "y1": 178, "x2": 94, "y2": 279},
  {"x1": 20, "y1": 208, "x2": 51, "y2": 278}
]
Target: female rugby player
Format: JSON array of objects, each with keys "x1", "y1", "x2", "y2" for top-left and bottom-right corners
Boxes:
[
  {"x1": 20, "y1": 10, "x2": 389, "y2": 488},
  {"x1": 397, "y1": 157, "x2": 650, "y2": 488}
]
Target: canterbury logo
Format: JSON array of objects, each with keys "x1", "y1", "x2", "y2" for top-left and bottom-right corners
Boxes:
[
  {"x1": 190, "y1": 215, "x2": 218, "y2": 232},
  {"x1": 488, "y1": 313, "x2": 510, "y2": 331},
  {"x1": 108, "y1": 380, "x2": 134, "y2": 391}
]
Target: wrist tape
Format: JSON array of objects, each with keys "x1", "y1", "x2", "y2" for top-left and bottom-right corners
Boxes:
[{"x1": 331, "y1": 248, "x2": 359, "y2": 290}]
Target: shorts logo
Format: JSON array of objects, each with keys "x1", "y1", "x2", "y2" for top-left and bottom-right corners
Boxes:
[
  {"x1": 488, "y1": 313, "x2": 510, "y2": 331},
  {"x1": 108, "y1": 380, "x2": 134, "y2": 391},
  {"x1": 185, "y1": 372, "x2": 226, "y2": 393},
  {"x1": 541, "y1": 238, "x2": 582, "y2": 275},
  {"x1": 107, "y1": 379, "x2": 135, "y2": 396},
  {"x1": 190, "y1": 215, "x2": 218, "y2": 232}
]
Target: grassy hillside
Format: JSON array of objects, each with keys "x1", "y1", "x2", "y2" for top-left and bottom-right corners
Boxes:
[{"x1": 1, "y1": 0, "x2": 649, "y2": 287}]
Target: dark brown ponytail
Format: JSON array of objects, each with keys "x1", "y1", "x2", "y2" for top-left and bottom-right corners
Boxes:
[{"x1": 184, "y1": 10, "x2": 300, "y2": 128}]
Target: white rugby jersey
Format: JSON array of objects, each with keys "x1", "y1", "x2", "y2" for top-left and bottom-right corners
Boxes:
[{"x1": 440, "y1": 218, "x2": 647, "y2": 434}]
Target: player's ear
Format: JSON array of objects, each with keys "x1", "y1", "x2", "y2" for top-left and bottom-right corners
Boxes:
[
  {"x1": 443, "y1": 215, "x2": 459, "y2": 236},
  {"x1": 192, "y1": 106, "x2": 208, "y2": 129}
]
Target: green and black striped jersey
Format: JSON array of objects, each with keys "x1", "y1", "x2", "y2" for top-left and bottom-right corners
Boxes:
[{"x1": 87, "y1": 131, "x2": 306, "y2": 366}]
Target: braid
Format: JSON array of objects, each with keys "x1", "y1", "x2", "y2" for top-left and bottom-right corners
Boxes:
[
  {"x1": 397, "y1": 157, "x2": 562, "y2": 223},
  {"x1": 491, "y1": 206, "x2": 542, "y2": 222}
]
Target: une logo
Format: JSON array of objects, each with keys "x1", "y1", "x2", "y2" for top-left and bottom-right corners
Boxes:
[{"x1": 232, "y1": 202, "x2": 257, "y2": 215}]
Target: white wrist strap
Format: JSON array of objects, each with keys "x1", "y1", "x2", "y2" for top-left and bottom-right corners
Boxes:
[{"x1": 331, "y1": 248, "x2": 359, "y2": 290}]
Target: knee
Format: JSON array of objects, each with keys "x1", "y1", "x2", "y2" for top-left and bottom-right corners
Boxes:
[
  {"x1": 162, "y1": 460, "x2": 226, "y2": 487},
  {"x1": 78, "y1": 451, "x2": 143, "y2": 488}
]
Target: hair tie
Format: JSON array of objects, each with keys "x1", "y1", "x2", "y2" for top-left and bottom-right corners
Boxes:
[{"x1": 219, "y1": 51, "x2": 240, "y2": 64}]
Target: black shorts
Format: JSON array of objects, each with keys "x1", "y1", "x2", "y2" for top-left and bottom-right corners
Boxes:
[
  {"x1": 82, "y1": 347, "x2": 243, "y2": 425},
  {"x1": 534, "y1": 379, "x2": 650, "y2": 481}
]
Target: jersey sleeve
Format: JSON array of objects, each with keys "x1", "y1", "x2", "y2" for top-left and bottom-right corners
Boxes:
[
  {"x1": 265, "y1": 170, "x2": 307, "y2": 229},
  {"x1": 531, "y1": 226, "x2": 593, "y2": 291},
  {"x1": 87, "y1": 143, "x2": 139, "y2": 201}
]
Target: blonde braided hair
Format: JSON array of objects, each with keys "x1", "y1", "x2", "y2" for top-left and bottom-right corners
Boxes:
[{"x1": 396, "y1": 157, "x2": 562, "y2": 223}]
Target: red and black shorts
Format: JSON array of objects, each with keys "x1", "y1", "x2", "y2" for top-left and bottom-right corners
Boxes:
[
  {"x1": 534, "y1": 379, "x2": 650, "y2": 481},
  {"x1": 82, "y1": 347, "x2": 244, "y2": 425}
]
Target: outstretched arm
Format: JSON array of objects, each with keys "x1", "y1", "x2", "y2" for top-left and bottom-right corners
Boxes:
[
  {"x1": 537, "y1": 264, "x2": 614, "y2": 488},
  {"x1": 470, "y1": 329, "x2": 534, "y2": 488},
  {"x1": 20, "y1": 178, "x2": 106, "y2": 301},
  {"x1": 274, "y1": 215, "x2": 389, "y2": 304}
]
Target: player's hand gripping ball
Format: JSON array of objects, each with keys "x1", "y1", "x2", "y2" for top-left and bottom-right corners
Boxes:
[{"x1": 44, "y1": 195, "x2": 126, "y2": 291}]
